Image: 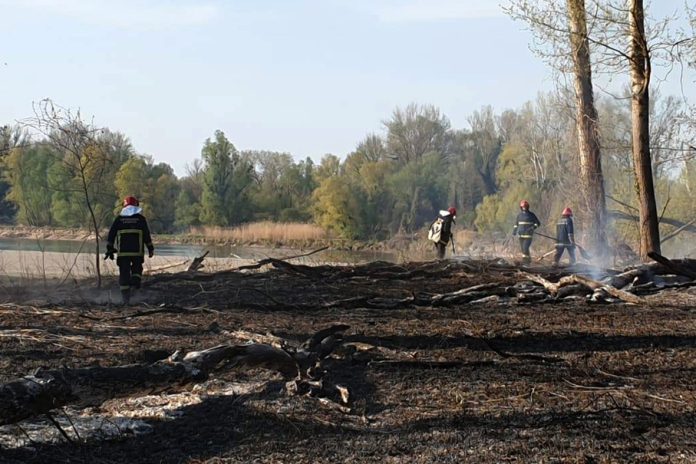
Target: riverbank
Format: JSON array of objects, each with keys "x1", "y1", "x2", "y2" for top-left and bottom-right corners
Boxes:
[{"x1": 0, "y1": 224, "x2": 481, "y2": 254}]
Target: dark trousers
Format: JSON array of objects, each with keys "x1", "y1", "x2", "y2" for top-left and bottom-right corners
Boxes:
[
  {"x1": 554, "y1": 245, "x2": 576, "y2": 265},
  {"x1": 519, "y1": 238, "x2": 533, "y2": 262},
  {"x1": 117, "y1": 256, "x2": 144, "y2": 290},
  {"x1": 435, "y1": 242, "x2": 447, "y2": 260}
]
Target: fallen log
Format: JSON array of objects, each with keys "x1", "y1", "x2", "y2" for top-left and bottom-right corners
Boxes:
[
  {"x1": 647, "y1": 252, "x2": 696, "y2": 280},
  {"x1": 519, "y1": 272, "x2": 645, "y2": 304},
  {"x1": 0, "y1": 325, "x2": 351, "y2": 427},
  {"x1": 567, "y1": 275, "x2": 646, "y2": 305},
  {"x1": 603, "y1": 268, "x2": 647, "y2": 289},
  {"x1": 519, "y1": 272, "x2": 577, "y2": 295},
  {"x1": 0, "y1": 344, "x2": 285, "y2": 427}
]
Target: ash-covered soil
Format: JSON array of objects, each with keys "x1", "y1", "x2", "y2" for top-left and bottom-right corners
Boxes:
[{"x1": 0, "y1": 259, "x2": 695, "y2": 463}]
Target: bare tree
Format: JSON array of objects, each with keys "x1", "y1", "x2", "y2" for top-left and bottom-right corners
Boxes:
[
  {"x1": 506, "y1": 0, "x2": 695, "y2": 259},
  {"x1": 506, "y1": 0, "x2": 609, "y2": 255},
  {"x1": 22, "y1": 100, "x2": 111, "y2": 287},
  {"x1": 567, "y1": 0, "x2": 609, "y2": 256},
  {"x1": 626, "y1": 0, "x2": 660, "y2": 257}
]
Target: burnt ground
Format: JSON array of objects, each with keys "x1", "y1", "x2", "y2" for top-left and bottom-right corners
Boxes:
[{"x1": 0, "y1": 259, "x2": 695, "y2": 463}]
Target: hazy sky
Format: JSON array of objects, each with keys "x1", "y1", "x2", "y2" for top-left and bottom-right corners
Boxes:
[{"x1": 0, "y1": 0, "x2": 693, "y2": 176}]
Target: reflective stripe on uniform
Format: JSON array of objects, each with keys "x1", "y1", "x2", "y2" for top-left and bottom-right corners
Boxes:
[
  {"x1": 120, "y1": 285, "x2": 130, "y2": 290},
  {"x1": 116, "y1": 229, "x2": 144, "y2": 255},
  {"x1": 518, "y1": 222, "x2": 535, "y2": 225},
  {"x1": 519, "y1": 234, "x2": 534, "y2": 238}
]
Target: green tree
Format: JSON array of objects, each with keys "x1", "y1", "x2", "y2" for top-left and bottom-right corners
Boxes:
[
  {"x1": 315, "y1": 154, "x2": 341, "y2": 183},
  {"x1": 5, "y1": 143, "x2": 55, "y2": 226},
  {"x1": 0, "y1": 125, "x2": 26, "y2": 223},
  {"x1": 175, "y1": 161, "x2": 204, "y2": 229},
  {"x1": 199, "y1": 130, "x2": 254, "y2": 226},
  {"x1": 312, "y1": 175, "x2": 365, "y2": 239},
  {"x1": 114, "y1": 156, "x2": 180, "y2": 232}
]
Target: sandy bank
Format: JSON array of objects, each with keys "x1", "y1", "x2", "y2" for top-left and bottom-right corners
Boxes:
[{"x1": 0, "y1": 250, "x2": 258, "y2": 279}]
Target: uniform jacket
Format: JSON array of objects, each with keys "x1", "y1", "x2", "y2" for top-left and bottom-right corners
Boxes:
[
  {"x1": 107, "y1": 206, "x2": 154, "y2": 257},
  {"x1": 513, "y1": 210, "x2": 540, "y2": 238},
  {"x1": 555, "y1": 216, "x2": 575, "y2": 246}
]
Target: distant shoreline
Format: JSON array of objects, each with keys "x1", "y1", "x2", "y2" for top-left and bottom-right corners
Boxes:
[{"x1": 0, "y1": 225, "x2": 422, "y2": 253}]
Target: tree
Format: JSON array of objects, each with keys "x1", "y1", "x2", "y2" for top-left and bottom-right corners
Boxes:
[
  {"x1": 312, "y1": 175, "x2": 365, "y2": 239},
  {"x1": 567, "y1": 0, "x2": 609, "y2": 256},
  {"x1": 0, "y1": 125, "x2": 26, "y2": 223},
  {"x1": 628, "y1": 0, "x2": 660, "y2": 257},
  {"x1": 199, "y1": 131, "x2": 254, "y2": 226},
  {"x1": 384, "y1": 104, "x2": 451, "y2": 164},
  {"x1": 506, "y1": 0, "x2": 609, "y2": 255},
  {"x1": 114, "y1": 156, "x2": 179, "y2": 232},
  {"x1": 175, "y1": 160, "x2": 204, "y2": 229},
  {"x1": 315, "y1": 154, "x2": 341, "y2": 183},
  {"x1": 21, "y1": 100, "x2": 118, "y2": 286},
  {"x1": 4, "y1": 143, "x2": 55, "y2": 226}
]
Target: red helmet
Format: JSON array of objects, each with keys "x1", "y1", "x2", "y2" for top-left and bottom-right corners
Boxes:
[
  {"x1": 519, "y1": 200, "x2": 529, "y2": 210},
  {"x1": 448, "y1": 207, "x2": 457, "y2": 216},
  {"x1": 123, "y1": 196, "x2": 139, "y2": 207},
  {"x1": 562, "y1": 207, "x2": 573, "y2": 216}
]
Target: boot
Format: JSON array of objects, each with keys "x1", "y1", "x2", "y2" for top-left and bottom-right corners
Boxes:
[{"x1": 121, "y1": 288, "x2": 131, "y2": 305}]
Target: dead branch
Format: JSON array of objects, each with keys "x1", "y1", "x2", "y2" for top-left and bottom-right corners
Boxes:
[
  {"x1": 144, "y1": 259, "x2": 190, "y2": 275},
  {"x1": 431, "y1": 283, "x2": 507, "y2": 306},
  {"x1": 0, "y1": 324, "x2": 352, "y2": 427},
  {"x1": 104, "y1": 304, "x2": 214, "y2": 321},
  {"x1": 231, "y1": 246, "x2": 329, "y2": 272},
  {"x1": 568, "y1": 275, "x2": 646, "y2": 305},
  {"x1": 187, "y1": 251, "x2": 209, "y2": 272}
]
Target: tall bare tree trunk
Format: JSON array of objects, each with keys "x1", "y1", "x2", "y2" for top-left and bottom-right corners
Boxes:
[
  {"x1": 567, "y1": 0, "x2": 608, "y2": 257},
  {"x1": 629, "y1": 0, "x2": 660, "y2": 259}
]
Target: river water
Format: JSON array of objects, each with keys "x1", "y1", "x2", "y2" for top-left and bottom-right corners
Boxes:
[{"x1": 0, "y1": 238, "x2": 396, "y2": 265}]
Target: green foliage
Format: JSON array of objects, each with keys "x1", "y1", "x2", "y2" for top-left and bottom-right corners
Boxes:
[
  {"x1": 5, "y1": 144, "x2": 55, "y2": 226},
  {"x1": 386, "y1": 152, "x2": 447, "y2": 232},
  {"x1": 315, "y1": 154, "x2": 341, "y2": 183},
  {"x1": 199, "y1": 131, "x2": 254, "y2": 226},
  {"x1": 3, "y1": 92, "x2": 692, "y2": 248},
  {"x1": 312, "y1": 175, "x2": 365, "y2": 239},
  {"x1": 114, "y1": 156, "x2": 180, "y2": 232}
]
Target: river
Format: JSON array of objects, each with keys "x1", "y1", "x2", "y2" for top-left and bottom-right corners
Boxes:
[{"x1": 0, "y1": 238, "x2": 397, "y2": 278}]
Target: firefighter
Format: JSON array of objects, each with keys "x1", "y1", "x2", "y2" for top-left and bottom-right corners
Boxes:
[
  {"x1": 105, "y1": 196, "x2": 154, "y2": 304},
  {"x1": 512, "y1": 200, "x2": 540, "y2": 264},
  {"x1": 429, "y1": 207, "x2": 456, "y2": 259},
  {"x1": 554, "y1": 207, "x2": 576, "y2": 266}
]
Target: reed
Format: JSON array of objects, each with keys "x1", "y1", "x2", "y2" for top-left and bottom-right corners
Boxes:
[{"x1": 189, "y1": 222, "x2": 327, "y2": 243}]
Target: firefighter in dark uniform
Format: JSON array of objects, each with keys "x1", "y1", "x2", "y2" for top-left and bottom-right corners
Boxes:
[
  {"x1": 433, "y1": 207, "x2": 456, "y2": 259},
  {"x1": 554, "y1": 207, "x2": 576, "y2": 266},
  {"x1": 512, "y1": 200, "x2": 540, "y2": 264},
  {"x1": 106, "y1": 196, "x2": 154, "y2": 304}
]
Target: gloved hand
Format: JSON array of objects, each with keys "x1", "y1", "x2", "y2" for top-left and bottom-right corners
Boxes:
[
  {"x1": 105, "y1": 244, "x2": 116, "y2": 260},
  {"x1": 148, "y1": 247, "x2": 154, "y2": 258}
]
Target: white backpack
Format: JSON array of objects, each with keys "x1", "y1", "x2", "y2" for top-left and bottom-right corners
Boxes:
[{"x1": 428, "y1": 218, "x2": 444, "y2": 243}]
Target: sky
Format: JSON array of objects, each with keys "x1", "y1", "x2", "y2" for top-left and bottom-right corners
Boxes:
[{"x1": 0, "y1": 0, "x2": 693, "y2": 176}]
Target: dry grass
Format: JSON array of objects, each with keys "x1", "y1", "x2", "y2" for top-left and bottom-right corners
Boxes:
[{"x1": 189, "y1": 222, "x2": 328, "y2": 243}]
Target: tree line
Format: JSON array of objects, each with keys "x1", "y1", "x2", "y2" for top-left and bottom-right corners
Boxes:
[{"x1": 0, "y1": 93, "x2": 694, "y2": 254}]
